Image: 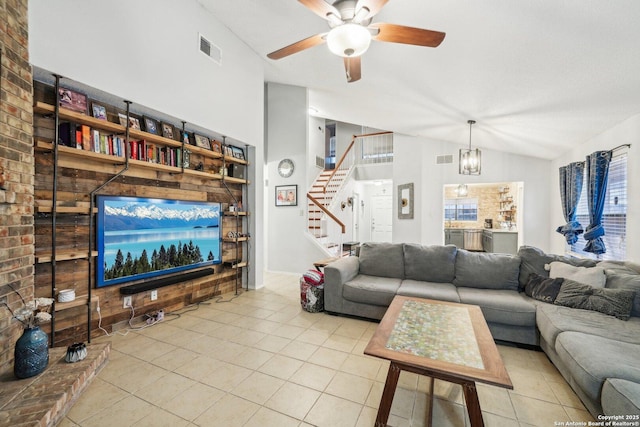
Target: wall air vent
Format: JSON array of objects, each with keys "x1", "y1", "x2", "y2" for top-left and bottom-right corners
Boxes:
[
  {"x1": 436, "y1": 154, "x2": 454, "y2": 165},
  {"x1": 199, "y1": 33, "x2": 222, "y2": 65},
  {"x1": 316, "y1": 156, "x2": 325, "y2": 169}
]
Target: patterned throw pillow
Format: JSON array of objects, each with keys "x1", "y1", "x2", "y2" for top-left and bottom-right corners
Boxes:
[
  {"x1": 303, "y1": 270, "x2": 324, "y2": 286},
  {"x1": 554, "y1": 279, "x2": 635, "y2": 320},
  {"x1": 523, "y1": 273, "x2": 564, "y2": 303}
]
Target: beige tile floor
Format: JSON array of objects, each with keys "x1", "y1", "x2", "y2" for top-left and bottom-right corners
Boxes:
[{"x1": 59, "y1": 272, "x2": 596, "y2": 427}]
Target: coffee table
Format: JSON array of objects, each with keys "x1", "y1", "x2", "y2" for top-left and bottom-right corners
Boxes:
[{"x1": 364, "y1": 296, "x2": 513, "y2": 427}]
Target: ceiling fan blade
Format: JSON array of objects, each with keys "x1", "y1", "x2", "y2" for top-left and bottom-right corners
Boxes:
[
  {"x1": 354, "y1": 0, "x2": 389, "y2": 21},
  {"x1": 267, "y1": 33, "x2": 326, "y2": 60},
  {"x1": 344, "y1": 56, "x2": 362, "y2": 83},
  {"x1": 371, "y1": 23, "x2": 445, "y2": 47},
  {"x1": 298, "y1": 0, "x2": 342, "y2": 22}
]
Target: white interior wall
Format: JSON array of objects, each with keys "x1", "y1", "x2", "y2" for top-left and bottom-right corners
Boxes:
[
  {"x1": 549, "y1": 113, "x2": 640, "y2": 261},
  {"x1": 265, "y1": 83, "x2": 326, "y2": 273},
  {"x1": 393, "y1": 134, "x2": 553, "y2": 251},
  {"x1": 29, "y1": 0, "x2": 263, "y2": 146},
  {"x1": 335, "y1": 122, "x2": 362, "y2": 158},
  {"x1": 29, "y1": 0, "x2": 266, "y2": 287}
]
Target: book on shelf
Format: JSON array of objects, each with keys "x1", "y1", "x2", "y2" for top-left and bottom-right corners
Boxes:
[
  {"x1": 81, "y1": 125, "x2": 91, "y2": 151},
  {"x1": 92, "y1": 129, "x2": 100, "y2": 152},
  {"x1": 53, "y1": 122, "x2": 178, "y2": 164},
  {"x1": 58, "y1": 121, "x2": 79, "y2": 147}
]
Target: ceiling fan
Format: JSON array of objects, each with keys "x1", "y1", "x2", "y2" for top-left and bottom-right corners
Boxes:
[{"x1": 267, "y1": 0, "x2": 446, "y2": 83}]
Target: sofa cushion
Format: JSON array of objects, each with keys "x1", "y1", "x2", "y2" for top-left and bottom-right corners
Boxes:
[
  {"x1": 397, "y1": 280, "x2": 460, "y2": 303},
  {"x1": 453, "y1": 250, "x2": 521, "y2": 291},
  {"x1": 548, "y1": 262, "x2": 606, "y2": 288},
  {"x1": 403, "y1": 244, "x2": 457, "y2": 283},
  {"x1": 523, "y1": 273, "x2": 564, "y2": 303},
  {"x1": 536, "y1": 303, "x2": 640, "y2": 347},
  {"x1": 555, "y1": 332, "x2": 640, "y2": 403},
  {"x1": 601, "y1": 378, "x2": 640, "y2": 416},
  {"x1": 554, "y1": 279, "x2": 635, "y2": 320},
  {"x1": 605, "y1": 270, "x2": 640, "y2": 317},
  {"x1": 457, "y1": 287, "x2": 536, "y2": 326},
  {"x1": 598, "y1": 260, "x2": 640, "y2": 274},
  {"x1": 342, "y1": 274, "x2": 401, "y2": 306},
  {"x1": 359, "y1": 242, "x2": 405, "y2": 279},
  {"x1": 517, "y1": 246, "x2": 597, "y2": 290}
]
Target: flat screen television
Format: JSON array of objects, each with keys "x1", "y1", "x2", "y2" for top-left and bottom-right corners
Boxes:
[{"x1": 96, "y1": 195, "x2": 221, "y2": 288}]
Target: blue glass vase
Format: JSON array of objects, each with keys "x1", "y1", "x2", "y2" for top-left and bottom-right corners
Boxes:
[{"x1": 14, "y1": 326, "x2": 49, "y2": 379}]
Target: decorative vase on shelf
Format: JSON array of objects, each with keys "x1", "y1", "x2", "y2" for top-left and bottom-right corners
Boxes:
[{"x1": 14, "y1": 326, "x2": 49, "y2": 379}]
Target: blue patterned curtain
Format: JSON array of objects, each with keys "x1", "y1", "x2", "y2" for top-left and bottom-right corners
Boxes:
[
  {"x1": 583, "y1": 150, "x2": 612, "y2": 254},
  {"x1": 556, "y1": 162, "x2": 584, "y2": 244}
]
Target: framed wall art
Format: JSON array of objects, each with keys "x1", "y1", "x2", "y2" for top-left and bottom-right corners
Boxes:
[
  {"x1": 193, "y1": 134, "x2": 211, "y2": 150},
  {"x1": 398, "y1": 182, "x2": 414, "y2": 219},
  {"x1": 211, "y1": 139, "x2": 222, "y2": 153},
  {"x1": 91, "y1": 102, "x2": 107, "y2": 120},
  {"x1": 143, "y1": 116, "x2": 160, "y2": 135},
  {"x1": 161, "y1": 122, "x2": 175, "y2": 139},
  {"x1": 276, "y1": 185, "x2": 297, "y2": 207},
  {"x1": 59, "y1": 87, "x2": 88, "y2": 114},
  {"x1": 117, "y1": 113, "x2": 141, "y2": 130}
]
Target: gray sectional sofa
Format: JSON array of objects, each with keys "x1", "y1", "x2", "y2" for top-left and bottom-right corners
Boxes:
[{"x1": 323, "y1": 242, "x2": 640, "y2": 418}]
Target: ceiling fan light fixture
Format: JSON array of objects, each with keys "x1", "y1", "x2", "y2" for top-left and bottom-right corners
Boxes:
[
  {"x1": 326, "y1": 23, "x2": 371, "y2": 57},
  {"x1": 459, "y1": 120, "x2": 481, "y2": 175}
]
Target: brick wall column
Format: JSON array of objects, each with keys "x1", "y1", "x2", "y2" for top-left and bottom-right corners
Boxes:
[{"x1": 0, "y1": 0, "x2": 34, "y2": 376}]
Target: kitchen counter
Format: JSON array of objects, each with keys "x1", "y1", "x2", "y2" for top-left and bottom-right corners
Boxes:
[
  {"x1": 444, "y1": 228, "x2": 518, "y2": 254},
  {"x1": 482, "y1": 229, "x2": 518, "y2": 254}
]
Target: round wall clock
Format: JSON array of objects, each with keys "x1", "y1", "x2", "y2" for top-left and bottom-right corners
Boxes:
[{"x1": 277, "y1": 158, "x2": 295, "y2": 178}]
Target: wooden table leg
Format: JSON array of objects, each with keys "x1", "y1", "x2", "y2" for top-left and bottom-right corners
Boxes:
[
  {"x1": 462, "y1": 382, "x2": 485, "y2": 427},
  {"x1": 427, "y1": 377, "x2": 435, "y2": 427},
  {"x1": 375, "y1": 362, "x2": 401, "y2": 427}
]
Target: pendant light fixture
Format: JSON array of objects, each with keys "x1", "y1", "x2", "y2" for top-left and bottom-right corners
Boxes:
[
  {"x1": 459, "y1": 120, "x2": 481, "y2": 175},
  {"x1": 456, "y1": 184, "x2": 468, "y2": 196}
]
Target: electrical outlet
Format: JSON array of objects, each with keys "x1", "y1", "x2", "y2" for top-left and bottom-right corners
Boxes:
[
  {"x1": 123, "y1": 296, "x2": 132, "y2": 308},
  {"x1": 150, "y1": 290, "x2": 158, "y2": 301}
]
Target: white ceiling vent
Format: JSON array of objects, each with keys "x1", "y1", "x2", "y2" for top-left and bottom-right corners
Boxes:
[
  {"x1": 436, "y1": 154, "x2": 454, "y2": 165},
  {"x1": 199, "y1": 33, "x2": 221, "y2": 65}
]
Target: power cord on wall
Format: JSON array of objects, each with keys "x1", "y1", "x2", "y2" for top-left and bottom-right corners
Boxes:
[{"x1": 94, "y1": 292, "x2": 241, "y2": 337}]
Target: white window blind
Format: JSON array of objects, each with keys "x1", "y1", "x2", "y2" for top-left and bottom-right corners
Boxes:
[{"x1": 570, "y1": 152, "x2": 627, "y2": 260}]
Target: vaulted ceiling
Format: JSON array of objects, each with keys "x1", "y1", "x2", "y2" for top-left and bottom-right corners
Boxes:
[{"x1": 198, "y1": 0, "x2": 640, "y2": 160}]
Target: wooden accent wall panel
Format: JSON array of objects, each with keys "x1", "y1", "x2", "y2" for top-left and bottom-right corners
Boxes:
[{"x1": 33, "y1": 94, "x2": 245, "y2": 348}]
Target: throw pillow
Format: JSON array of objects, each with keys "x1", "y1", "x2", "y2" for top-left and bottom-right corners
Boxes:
[
  {"x1": 599, "y1": 261, "x2": 640, "y2": 275},
  {"x1": 523, "y1": 273, "x2": 564, "y2": 303},
  {"x1": 403, "y1": 244, "x2": 457, "y2": 283},
  {"x1": 359, "y1": 242, "x2": 405, "y2": 279},
  {"x1": 605, "y1": 270, "x2": 640, "y2": 317},
  {"x1": 554, "y1": 279, "x2": 635, "y2": 320},
  {"x1": 547, "y1": 261, "x2": 606, "y2": 288},
  {"x1": 303, "y1": 270, "x2": 324, "y2": 286},
  {"x1": 453, "y1": 250, "x2": 521, "y2": 291},
  {"x1": 516, "y1": 246, "x2": 597, "y2": 291}
]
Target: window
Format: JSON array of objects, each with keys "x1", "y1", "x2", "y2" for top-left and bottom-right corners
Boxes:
[
  {"x1": 445, "y1": 198, "x2": 478, "y2": 221},
  {"x1": 570, "y1": 153, "x2": 627, "y2": 260}
]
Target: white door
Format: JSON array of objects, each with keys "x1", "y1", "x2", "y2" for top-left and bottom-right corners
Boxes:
[{"x1": 371, "y1": 194, "x2": 392, "y2": 242}]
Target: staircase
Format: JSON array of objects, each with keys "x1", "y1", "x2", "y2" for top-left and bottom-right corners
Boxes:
[
  {"x1": 306, "y1": 131, "x2": 394, "y2": 257},
  {"x1": 307, "y1": 170, "x2": 350, "y2": 244}
]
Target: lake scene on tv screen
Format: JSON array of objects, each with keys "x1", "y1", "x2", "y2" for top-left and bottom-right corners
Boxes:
[{"x1": 97, "y1": 196, "x2": 221, "y2": 287}]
